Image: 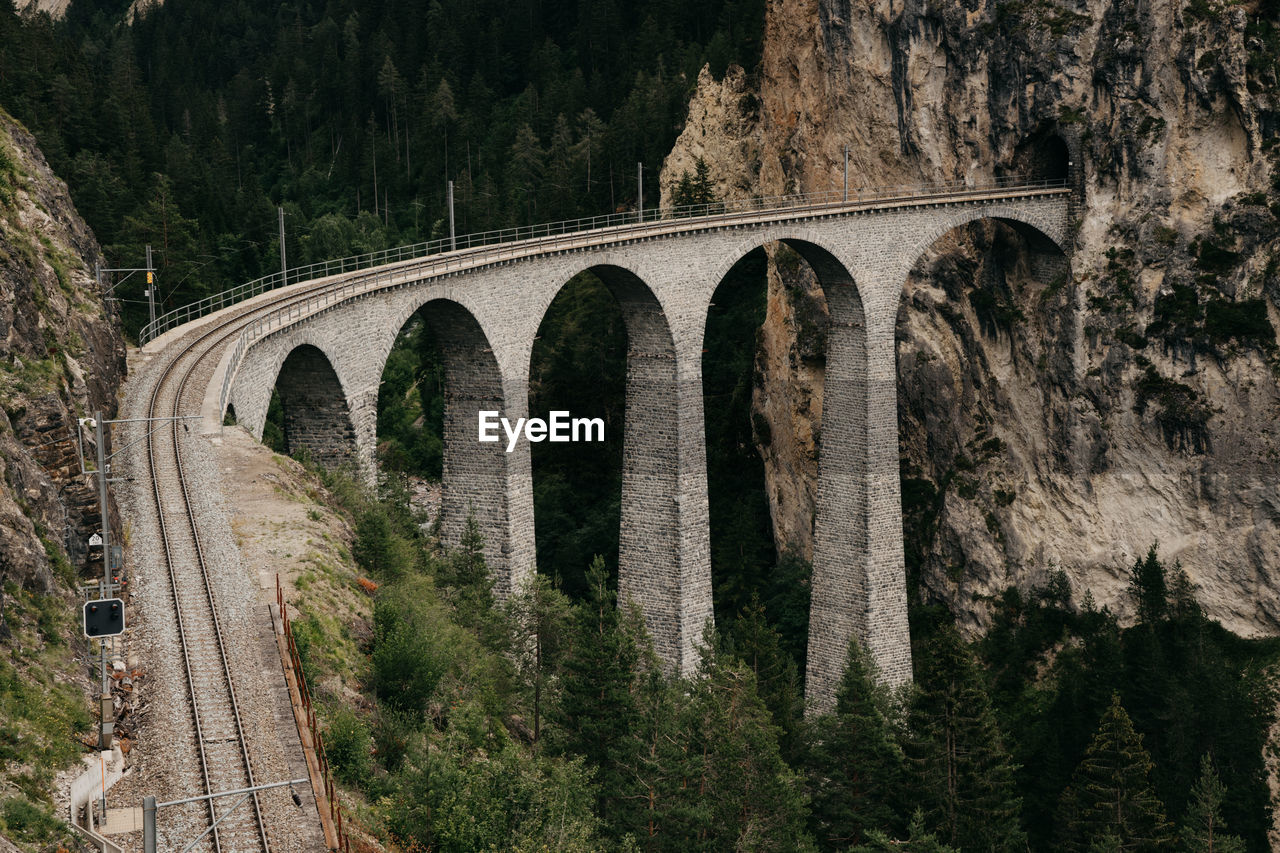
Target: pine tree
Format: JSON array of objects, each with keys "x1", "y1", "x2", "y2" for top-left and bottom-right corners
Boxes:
[
  {"x1": 1128, "y1": 544, "x2": 1168, "y2": 625},
  {"x1": 617, "y1": 652, "x2": 691, "y2": 850},
  {"x1": 507, "y1": 123, "x2": 545, "y2": 223},
  {"x1": 851, "y1": 809, "x2": 958, "y2": 853},
  {"x1": 692, "y1": 157, "x2": 715, "y2": 205},
  {"x1": 1179, "y1": 754, "x2": 1245, "y2": 853},
  {"x1": 549, "y1": 556, "x2": 643, "y2": 839},
  {"x1": 443, "y1": 512, "x2": 500, "y2": 647},
  {"x1": 677, "y1": 637, "x2": 813, "y2": 851},
  {"x1": 805, "y1": 639, "x2": 905, "y2": 850},
  {"x1": 905, "y1": 625, "x2": 1026, "y2": 851},
  {"x1": 545, "y1": 113, "x2": 577, "y2": 221},
  {"x1": 503, "y1": 574, "x2": 573, "y2": 744},
  {"x1": 1057, "y1": 693, "x2": 1173, "y2": 852},
  {"x1": 726, "y1": 593, "x2": 803, "y2": 754}
]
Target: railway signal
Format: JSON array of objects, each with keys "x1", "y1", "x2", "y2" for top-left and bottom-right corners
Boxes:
[
  {"x1": 83, "y1": 598, "x2": 125, "y2": 638},
  {"x1": 76, "y1": 410, "x2": 199, "y2": 748}
]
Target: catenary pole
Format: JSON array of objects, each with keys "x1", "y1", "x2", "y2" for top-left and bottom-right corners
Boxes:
[
  {"x1": 93, "y1": 411, "x2": 112, "y2": 749},
  {"x1": 278, "y1": 206, "x2": 288, "y2": 283},
  {"x1": 145, "y1": 245, "x2": 155, "y2": 331},
  {"x1": 448, "y1": 180, "x2": 456, "y2": 251}
]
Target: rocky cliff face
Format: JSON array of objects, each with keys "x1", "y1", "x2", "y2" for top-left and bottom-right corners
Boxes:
[
  {"x1": 663, "y1": 0, "x2": 1280, "y2": 633},
  {"x1": 0, "y1": 107, "x2": 125, "y2": 615}
]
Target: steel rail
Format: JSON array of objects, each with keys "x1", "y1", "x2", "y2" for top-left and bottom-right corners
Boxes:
[
  {"x1": 136, "y1": 235, "x2": 475, "y2": 848},
  {"x1": 143, "y1": 309, "x2": 301, "y2": 852}
]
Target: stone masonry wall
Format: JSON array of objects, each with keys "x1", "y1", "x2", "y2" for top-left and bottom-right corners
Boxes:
[{"x1": 275, "y1": 344, "x2": 359, "y2": 471}]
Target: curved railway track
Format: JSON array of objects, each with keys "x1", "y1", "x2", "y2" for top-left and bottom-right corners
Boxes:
[
  {"x1": 146, "y1": 336, "x2": 267, "y2": 852},
  {"x1": 137, "y1": 278, "x2": 359, "y2": 851}
]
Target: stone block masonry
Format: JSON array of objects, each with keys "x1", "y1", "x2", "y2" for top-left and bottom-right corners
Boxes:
[{"x1": 218, "y1": 193, "x2": 1071, "y2": 710}]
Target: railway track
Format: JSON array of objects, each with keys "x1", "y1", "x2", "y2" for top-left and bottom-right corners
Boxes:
[
  {"x1": 145, "y1": 326, "x2": 269, "y2": 851},
  {"x1": 136, "y1": 277, "x2": 358, "y2": 851}
]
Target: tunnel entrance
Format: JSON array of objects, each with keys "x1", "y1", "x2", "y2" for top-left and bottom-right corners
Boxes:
[{"x1": 1005, "y1": 128, "x2": 1071, "y2": 183}]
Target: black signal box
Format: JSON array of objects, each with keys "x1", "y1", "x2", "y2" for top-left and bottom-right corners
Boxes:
[{"x1": 83, "y1": 598, "x2": 125, "y2": 638}]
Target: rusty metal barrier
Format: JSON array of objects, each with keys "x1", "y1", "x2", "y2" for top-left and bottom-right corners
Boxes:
[{"x1": 276, "y1": 575, "x2": 353, "y2": 853}]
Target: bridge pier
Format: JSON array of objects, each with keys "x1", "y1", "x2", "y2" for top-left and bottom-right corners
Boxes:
[
  {"x1": 427, "y1": 302, "x2": 534, "y2": 599},
  {"x1": 803, "y1": 259, "x2": 912, "y2": 713},
  {"x1": 603, "y1": 266, "x2": 712, "y2": 678}
]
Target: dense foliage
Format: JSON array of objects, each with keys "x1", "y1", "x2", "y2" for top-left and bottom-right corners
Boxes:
[
  {"x1": 301, "y1": 464, "x2": 1279, "y2": 852},
  {"x1": 0, "y1": 0, "x2": 765, "y2": 337}
]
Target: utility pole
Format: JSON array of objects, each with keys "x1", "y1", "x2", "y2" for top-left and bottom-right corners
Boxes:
[
  {"x1": 77, "y1": 413, "x2": 199, "y2": 750},
  {"x1": 447, "y1": 180, "x2": 456, "y2": 251},
  {"x1": 843, "y1": 145, "x2": 849, "y2": 202},
  {"x1": 637, "y1": 161, "x2": 643, "y2": 223},
  {"x1": 98, "y1": 255, "x2": 154, "y2": 335},
  {"x1": 91, "y1": 412, "x2": 113, "y2": 750},
  {"x1": 278, "y1": 206, "x2": 288, "y2": 283},
  {"x1": 145, "y1": 245, "x2": 155, "y2": 332}
]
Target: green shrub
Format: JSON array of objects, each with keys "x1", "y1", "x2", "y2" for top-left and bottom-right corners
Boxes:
[
  {"x1": 1194, "y1": 238, "x2": 1242, "y2": 274},
  {"x1": 1185, "y1": 0, "x2": 1214, "y2": 20},
  {"x1": 1115, "y1": 326, "x2": 1148, "y2": 349},
  {"x1": 323, "y1": 706, "x2": 371, "y2": 787},
  {"x1": 1134, "y1": 367, "x2": 1211, "y2": 453},
  {"x1": 372, "y1": 598, "x2": 451, "y2": 717},
  {"x1": 1147, "y1": 284, "x2": 1202, "y2": 341},
  {"x1": 353, "y1": 506, "x2": 415, "y2": 580},
  {"x1": 1204, "y1": 298, "x2": 1274, "y2": 347},
  {"x1": 1, "y1": 797, "x2": 62, "y2": 842}
]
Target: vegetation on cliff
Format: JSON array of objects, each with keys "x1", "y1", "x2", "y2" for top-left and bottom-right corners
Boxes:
[{"x1": 0, "y1": 107, "x2": 124, "y2": 849}]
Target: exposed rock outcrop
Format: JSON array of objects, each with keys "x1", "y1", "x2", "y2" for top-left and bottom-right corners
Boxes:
[
  {"x1": 0, "y1": 107, "x2": 125, "y2": 605},
  {"x1": 663, "y1": 0, "x2": 1280, "y2": 634}
]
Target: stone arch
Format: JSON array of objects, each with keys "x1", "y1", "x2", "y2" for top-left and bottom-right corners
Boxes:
[
  {"x1": 892, "y1": 207, "x2": 1070, "y2": 301},
  {"x1": 705, "y1": 230, "x2": 866, "y2": 327},
  {"x1": 530, "y1": 262, "x2": 699, "y2": 670},
  {"x1": 381, "y1": 296, "x2": 517, "y2": 592},
  {"x1": 272, "y1": 343, "x2": 359, "y2": 471},
  {"x1": 699, "y1": 233, "x2": 868, "y2": 540},
  {"x1": 704, "y1": 233, "x2": 890, "y2": 712}
]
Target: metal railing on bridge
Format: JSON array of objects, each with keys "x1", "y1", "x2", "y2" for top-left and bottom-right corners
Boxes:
[{"x1": 140, "y1": 175, "x2": 1067, "y2": 346}]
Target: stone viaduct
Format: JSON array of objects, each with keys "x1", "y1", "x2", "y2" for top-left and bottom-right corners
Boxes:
[{"x1": 212, "y1": 187, "x2": 1071, "y2": 710}]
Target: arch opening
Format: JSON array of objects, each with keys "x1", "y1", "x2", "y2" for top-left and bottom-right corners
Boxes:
[
  {"x1": 703, "y1": 237, "x2": 868, "y2": 719},
  {"x1": 376, "y1": 298, "x2": 507, "y2": 576},
  {"x1": 377, "y1": 308, "x2": 446, "y2": 483},
  {"x1": 702, "y1": 247, "x2": 806, "y2": 669},
  {"x1": 270, "y1": 343, "x2": 358, "y2": 471},
  {"x1": 895, "y1": 218, "x2": 1070, "y2": 616},
  {"x1": 528, "y1": 265, "x2": 680, "y2": 608},
  {"x1": 527, "y1": 269, "x2": 629, "y2": 599}
]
